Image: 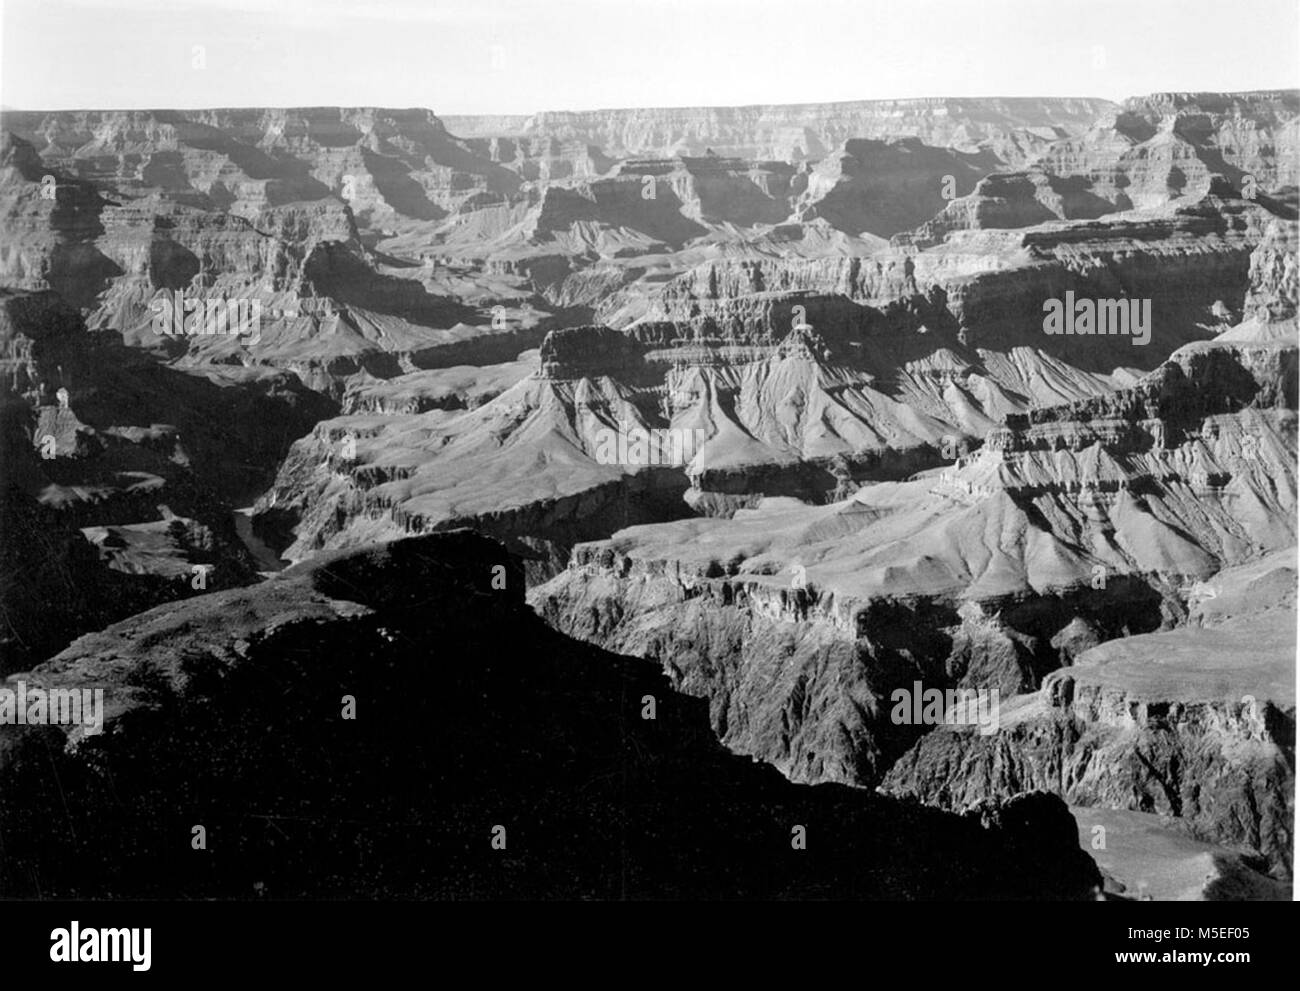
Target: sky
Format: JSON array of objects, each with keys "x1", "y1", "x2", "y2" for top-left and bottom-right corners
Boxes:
[{"x1": 2, "y1": 0, "x2": 1298, "y2": 114}]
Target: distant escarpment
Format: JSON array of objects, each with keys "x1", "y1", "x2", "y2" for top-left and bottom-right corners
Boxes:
[
  {"x1": 894, "y1": 92, "x2": 1299, "y2": 247},
  {"x1": 1, "y1": 107, "x2": 521, "y2": 218},
  {"x1": 5, "y1": 95, "x2": 1294, "y2": 411},
  {"x1": 0, "y1": 108, "x2": 554, "y2": 399},
  {"x1": 0, "y1": 531, "x2": 1102, "y2": 899},
  {"x1": 444, "y1": 97, "x2": 1118, "y2": 163}
]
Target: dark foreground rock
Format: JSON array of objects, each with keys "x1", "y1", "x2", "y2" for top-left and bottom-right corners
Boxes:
[{"x1": 0, "y1": 531, "x2": 1100, "y2": 899}]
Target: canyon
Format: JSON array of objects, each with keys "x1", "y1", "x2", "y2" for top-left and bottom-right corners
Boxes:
[{"x1": 0, "y1": 90, "x2": 1295, "y2": 899}]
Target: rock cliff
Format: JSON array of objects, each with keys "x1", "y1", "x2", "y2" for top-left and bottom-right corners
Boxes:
[
  {"x1": 0, "y1": 290, "x2": 333, "y2": 668},
  {"x1": 883, "y1": 550, "x2": 1296, "y2": 878},
  {"x1": 530, "y1": 335, "x2": 1296, "y2": 874},
  {"x1": 443, "y1": 97, "x2": 1117, "y2": 163},
  {"x1": 0, "y1": 531, "x2": 1102, "y2": 899}
]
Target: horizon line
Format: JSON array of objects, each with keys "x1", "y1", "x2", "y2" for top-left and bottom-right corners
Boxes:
[{"x1": 4, "y1": 87, "x2": 1299, "y2": 118}]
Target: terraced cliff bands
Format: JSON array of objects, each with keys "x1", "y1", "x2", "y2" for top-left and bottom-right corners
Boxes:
[
  {"x1": 531, "y1": 332, "x2": 1297, "y2": 872},
  {"x1": 257, "y1": 186, "x2": 1292, "y2": 573},
  {"x1": 444, "y1": 97, "x2": 1120, "y2": 162}
]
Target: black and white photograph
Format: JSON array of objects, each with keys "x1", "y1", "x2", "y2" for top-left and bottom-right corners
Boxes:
[{"x1": 0, "y1": 0, "x2": 1296, "y2": 973}]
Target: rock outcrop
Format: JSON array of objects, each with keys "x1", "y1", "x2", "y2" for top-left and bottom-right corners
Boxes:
[
  {"x1": 530, "y1": 336, "x2": 1296, "y2": 820},
  {"x1": 883, "y1": 550, "x2": 1296, "y2": 878},
  {"x1": 0, "y1": 531, "x2": 1102, "y2": 899},
  {"x1": 794, "y1": 138, "x2": 990, "y2": 237}
]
